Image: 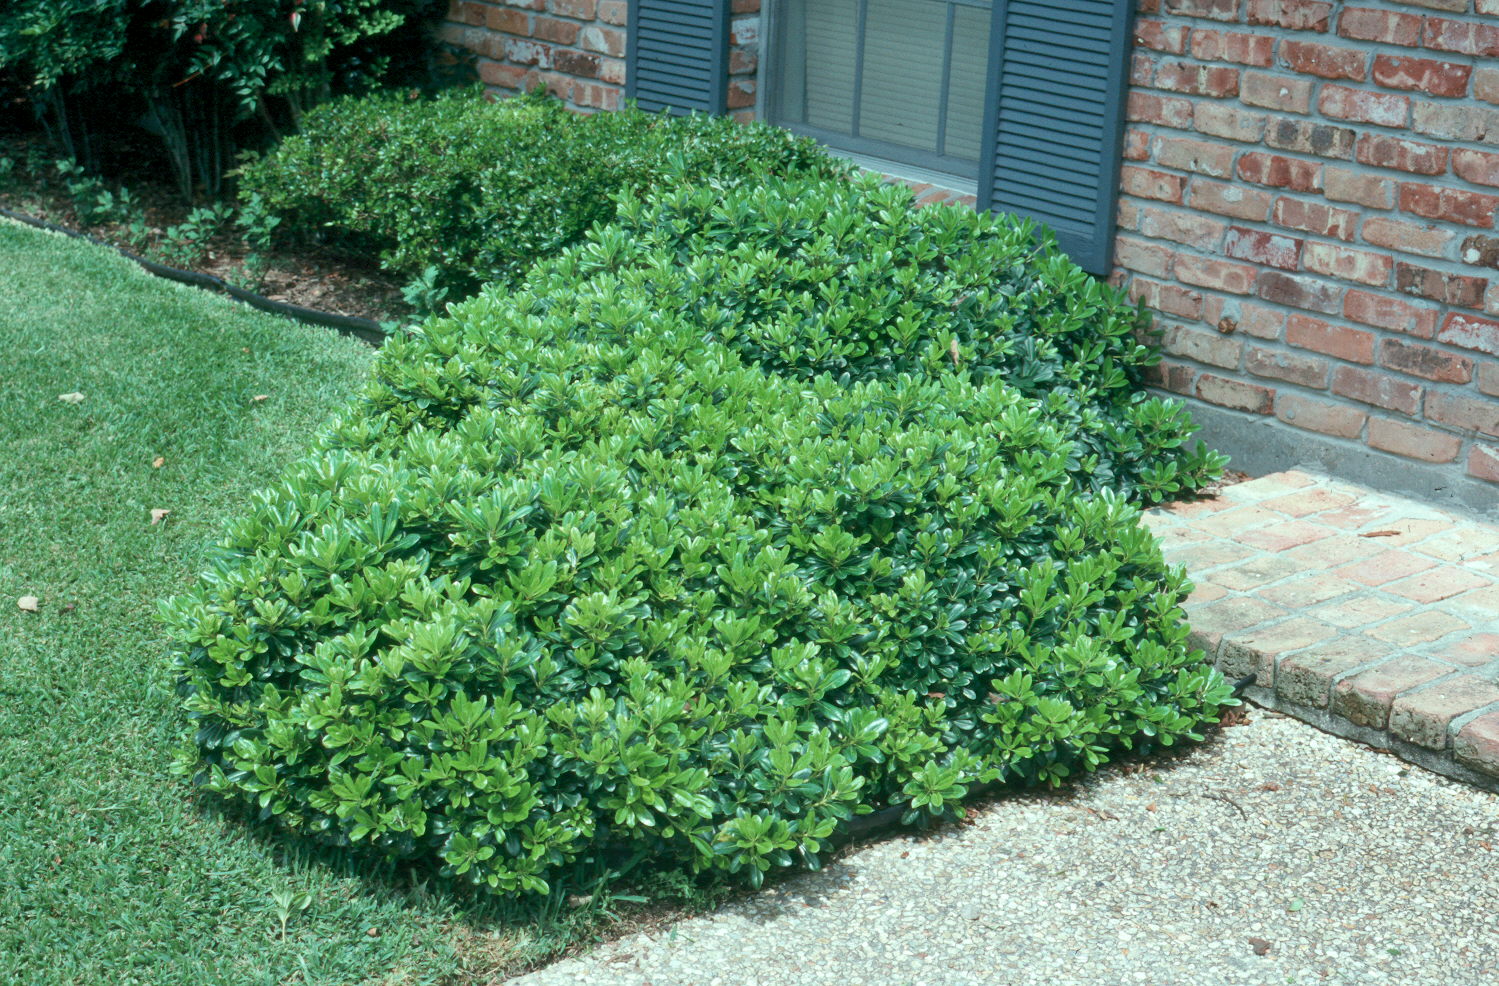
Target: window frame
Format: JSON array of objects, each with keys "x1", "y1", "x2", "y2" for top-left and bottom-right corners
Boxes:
[{"x1": 760, "y1": 0, "x2": 992, "y2": 183}]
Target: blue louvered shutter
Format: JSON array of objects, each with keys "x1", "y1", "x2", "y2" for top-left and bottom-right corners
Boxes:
[
  {"x1": 627, "y1": 0, "x2": 730, "y2": 115},
  {"x1": 977, "y1": 0, "x2": 1134, "y2": 276}
]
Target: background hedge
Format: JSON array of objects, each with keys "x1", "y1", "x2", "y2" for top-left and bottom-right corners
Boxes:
[{"x1": 235, "y1": 88, "x2": 848, "y2": 298}]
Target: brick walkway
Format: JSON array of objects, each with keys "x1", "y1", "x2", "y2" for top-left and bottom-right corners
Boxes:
[{"x1": 1145, "y1": 470, "x2": 1499, "y2": 791}]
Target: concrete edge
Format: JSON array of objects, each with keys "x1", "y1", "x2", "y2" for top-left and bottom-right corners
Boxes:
[{"x1": 1170, "y1": 398, "x2": 1499, "y2": 524}]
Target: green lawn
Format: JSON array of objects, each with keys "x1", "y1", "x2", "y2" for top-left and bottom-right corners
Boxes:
[{"x1": 0, "y1": 220, "x2": 598, "y2": 984}]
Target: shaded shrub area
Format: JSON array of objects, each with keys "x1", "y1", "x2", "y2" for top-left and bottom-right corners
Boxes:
[
  {"x1": 163, "y1": 177, "x2": 1233, "y2": 898},
  {"x1": 235, "y1": 88, "x2": 847, "y2": 298}
]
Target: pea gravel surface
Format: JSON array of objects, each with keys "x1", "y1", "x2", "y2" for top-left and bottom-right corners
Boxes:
[{"x1": 507, "y1": 710, "x2": 1499, "y2": 986}]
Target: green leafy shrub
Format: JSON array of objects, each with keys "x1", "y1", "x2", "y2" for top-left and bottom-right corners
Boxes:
[
  {"x1": 235, "y1": 87, "x2": 848, "y2": 297},
  {"x1": 163, "y1": 177, "x2": 1233, "y2": 899},
  {"x1": 0, "y1": 0, "x2": 447, "y2": 198}
]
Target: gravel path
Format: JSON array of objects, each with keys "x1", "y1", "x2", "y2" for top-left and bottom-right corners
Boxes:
[{"x1": 509, "y1": 710, "x2": 1499, "y2": 986}]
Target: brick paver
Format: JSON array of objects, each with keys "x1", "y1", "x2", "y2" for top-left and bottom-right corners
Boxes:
[{"x1": 1149, "y1": 470, "x2": 1499, "y2": 790}]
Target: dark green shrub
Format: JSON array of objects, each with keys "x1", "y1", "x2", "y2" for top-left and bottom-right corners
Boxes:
[
  {"x1": 234, "y1": 87, "x2": 848, "y2": 297},
  {"x1": 163, "y1": 176, "x2": 1233, "y2": 899},
  {"x1": 0, "y1": 0, "x2": 447, "y2": 198}
]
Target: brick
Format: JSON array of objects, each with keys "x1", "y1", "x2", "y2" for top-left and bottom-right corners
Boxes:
[
  {"x1": 1247, "y1": 345, "x2": 1331, "y2": 387},
  {"x1": 1367, "y1": 417, "x2": 1463, "y2": 462},
  {"x1": 1147, "y1": 357, "x2": 1199, "y2": 395},
  {"x1": 1139, "y1": 206, "x2": 1228, "y2": 249},
  {"x1": 1195, "y1": 102, "x2": 1268, "y2": 142},
  {"x1": 1309, "y1": 591, "x2": 1413, "y2": 627},
  {"x1": 1397, "y1": 264, "x2": 1488, "y2": 307},
  {"x1": 1331, "y1": 657, "x2": 1450, "y2": 728},
  {"x1": 1337, "y1": 6, "x2": 1422, "y2": 46},
  {"x1": 484, "y1": 7, "x2": 530, "y2": 32},
  {"x1": 1130, "y1": 276, "x2": 1205, "y2": 319},
  {"x1": 1164, "y1": 0, "x2": 1238, "y2": 18},
  {"x1": 1438, "y1": 312, "x2": 1499, "y2": 356},
  {"x1": 1164, "y1": 325, "x2": 1242, "y2": 368},
  {"x1": 1461, "y1": 234, "x2": 1499, "y2": 270},
  {"x1": 1475, "y1": 66, "x2": 1499, "y2": 105},
  {"x1": 1432, "y1": 633, "x2": 1499, "y2": 669},
  {"x1": 1213, "y1": 556, "x2": 1307, "y2": 594},
  {"x1": 1128, "y1": 91, "x2": 1196, "y2": 129},
  {"x1": 1344, "y1": 290, "x2": 1439, "y2": 338},
  {"x1": 1264, "y1": 118, "x2": 1356, "y2": 158},
  {"x1": 1115, "y1": 236, "x2": 1174, "y2": 278},
  {"x1": 1191, "y1": 179, "x2": 1274, "y2": 220},
  {"x1": 1470, "y1": 444, "x2": 1499, "y2": 483},
  {"x1": 1175, "y1": 255, "x2": 1259, "y2": 293},
  {"x1": 1323, "y1": 166, "x2": 1393, "y2": 208},
  {"x1": 1390, "y1": 676, "x2": 1499, "y2": 750},
  {"x1": 579, "y1": 24, "x2": 624, "y2": 56},
  {"x1": 1423, "y1": 16, "x2": 1499, "y2": 57},
  {"x1": 1256, "y1": 572, "x2": 1360, "y2": 607},
  {"x1": 1354, "y1": 134, "x2": 1448, "y2": 176},
  {"x1": 1236, "y1": 151, "x2": 1322, "y2": 192},
  {"x1": 1453, "y1": 148, "x2": 1499, "y2": 188},
  {"x1": 1258, "y1": 272, "x2": 1344, "y2": 314},
  {"x1": 1237, "y1": 517, "x2": 1339, "y2": 553},
  {"x1": 1136, "y1": 18, "x2": 1191, "y2": 54},
  {"x1": 1121, "y1": 166, "x2": 1187, "y2": 203},
  {"x1": 1272, "y1": 197, "x2": 1357, "y2": 240},
  {"x1": 1234, "y1": 300, "x2": 1290, "y2": 339},
  {"x1": 1454, "y1": 712, "x2": 1499, "y2": 778},
  {"x1": 1278, "y1": 39, "x2": 1367, "y2": 80},
  {"x1": 1481, "y1": 363, "x2": 1499, "y2": 398},
  {"x1": 1155, "y1": 136, "x2": 1238, "y2": 177},
  {"x1": 1367, "y1": 608, "x2": 1470, "y2": 646},
  {"x1": 547, "y1": 0, "x2": 596, "y2": 16},
  {"x1": 1360, "y1": 217, "x2": 1453, "y2": 260},
  {"x1": 1225, "y1": 226, "x2": 1303, "y2": 269},
  {"x1": 551, "y1": 48, "x2": 599, "y2": 77},
  {"x1": 532, "y1": 15, "x2": 581, "y2": 44},
  {"x1": 1301, "y1": 242, "x2": 1392, "y2": 287},
  {"x1": 1380, "y1": 339, "x2": 1473, "y2": 383},
  {"x1": 1196, "y1": 373, "x2": 1275, "y2": 413},
  {"x1": 1399, "y1": 183, "x2": 1499, "y2": 228},
  {"x1": 1372, "y1": 54, "x2": 1473, "y2": 98},
  {"x1": 1154, "y1": 61, "x2": 1242, "y2": 97},
  {"x1": 1247, "y1": 0, "x2": 1334, "y2": 32},
  {"x1": 1410, "y1": 101, "x2": 1499, "y2": 144},
  {"x1": 1276, "y1": 636, "x2": 1392, "y2": 709},
  {"x1": 1331, "y1": 366, "x2": 1421, "y2": 413},
  {"x1": 1189, "y1": 596, "x2": 1292, "y2": 659},
  {"x1": 1318, "y1": 84, "x2": 1410, "y2": 127},
  {"x1": 1385, "y1": 566, "x2": 1494, "y2": 605},
  {"x1": 1287, "y1": 314, "x2": 1374, "y2": 362},
  {"x1": 1241, "y1": 72, "x2": 1314, "y2": 113},
  {"x1": 1221, "y1": 617, "x2": 1340, "y2": 686},
  {"x1": 1275, "y1": 392, "x2": 1367, "y2": 437},
  {"x1": 1190, "y1": 28, "x2": 1277, "y2": 65},
  {"x1": 1429, "y1": 392, "x2": 1499, "y2": 436},
  {"x1": 597, "y1": 0, "x2": 627, "y2": 24}
]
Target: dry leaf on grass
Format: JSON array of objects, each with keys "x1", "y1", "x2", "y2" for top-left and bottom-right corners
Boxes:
[
  {"x1": 17, "y1": 595, "x2": 39, "y2": 612},
  {"x1": 57, "y1": 392, "x2": 85, "y2": 404},
  {"x1": 251, "y1": 394, "x2": 269, "y2": 403},
  {"x1": 152, "y1": 456, "x2": 166, "y2": 469},
  {"x1": 150, "y1": 508, "x2": 171, "y2": 525}
]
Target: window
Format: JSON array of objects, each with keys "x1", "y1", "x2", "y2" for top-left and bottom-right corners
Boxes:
[{"x1": 768, "y1": 0, "x2": 992, "y2": 181}]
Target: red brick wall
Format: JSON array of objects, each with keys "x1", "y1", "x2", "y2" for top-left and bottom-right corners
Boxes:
[
  {"x1": 440, "y1": 0, "x2": 761, "y2": 114},
  {"x1": 440, "y1": 0, "x2": 627, "y2": 110},
  {"x1": 1121, "y1": 0, "x2": 1499, "y2": 493}
]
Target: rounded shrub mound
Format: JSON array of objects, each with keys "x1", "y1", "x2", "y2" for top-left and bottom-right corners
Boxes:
[
  {"x1": 163, "y1": 177, "x2": 1234, "y2": 897},
  {"x1": 235, "y1": 87, "x2": 847, "y2": 296}
]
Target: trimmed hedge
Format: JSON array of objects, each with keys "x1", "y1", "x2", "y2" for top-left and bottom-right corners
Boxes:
[
  {"x1": 163, "y1": 176, "x2": 1233, "y2": 898},
  {"x1": 235, "y1": 88, "x2": 847, "y2": 296}
]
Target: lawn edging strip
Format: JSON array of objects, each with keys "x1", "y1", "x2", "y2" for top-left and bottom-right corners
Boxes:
[{"x1": 0, "y1": 206, "x2": 387, "y2": 344}]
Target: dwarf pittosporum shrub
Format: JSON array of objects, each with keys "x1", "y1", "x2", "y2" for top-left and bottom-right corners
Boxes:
[
  {"x1": 164, "y1": 176, "x2": 1232, "y2": 899},
  {"x1": 234, "y1": 87, "x2": 848, "y2": 298}
]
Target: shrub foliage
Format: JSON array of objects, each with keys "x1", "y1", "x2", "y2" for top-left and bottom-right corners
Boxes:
[
  {"x1": 235, "y1": 88, "x2": 847, "y2": 296},
  {"x1": 163, "y1": 176, "x2": 1233, "y2": 897}
]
